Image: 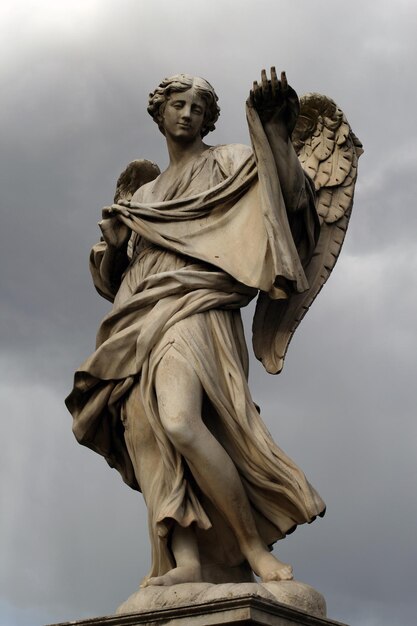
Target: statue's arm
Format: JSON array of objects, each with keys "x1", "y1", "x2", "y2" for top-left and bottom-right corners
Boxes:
[
  {"x1": 89, "y1": 160, "x2": 160, "y2": 301},
  {"x1": 90, "y1": 207, "x2": 131, "y2": 300},
  {"x1": 264, "y1": 123, "x2": 308, "y2": 213},
  {"x1": 251, "y1": 68, "x2": 310, "y2": 213}
]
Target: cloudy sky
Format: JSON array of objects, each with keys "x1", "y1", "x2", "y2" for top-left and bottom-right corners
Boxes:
[{"x1": 1, "y1": 1, "x2": 416, "y2": 625}]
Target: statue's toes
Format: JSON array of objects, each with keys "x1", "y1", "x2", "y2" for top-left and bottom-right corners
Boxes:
[
  {"x1": 143, "y1": 575, "x2": 166, "y2": 587},
  {"x1": 264, "y1": 565, "x2": 293, "y2": 582}
]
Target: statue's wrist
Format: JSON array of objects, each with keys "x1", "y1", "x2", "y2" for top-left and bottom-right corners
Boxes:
[
  {"x1": 264, "y1": 119, "x2": 289, "y2": 142},
  {"x1": 106, "y1": 241, "x2": 128, "y2": 254}
]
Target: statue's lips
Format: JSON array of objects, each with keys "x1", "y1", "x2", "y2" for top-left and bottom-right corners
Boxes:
[{"x1": 177, "y1": 123, "x2": 191, "y2": 129}]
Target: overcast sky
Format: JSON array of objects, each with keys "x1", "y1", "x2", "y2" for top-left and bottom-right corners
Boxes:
[{"x1": 1, "y1": 1, "x2": 416, "y2": 625}]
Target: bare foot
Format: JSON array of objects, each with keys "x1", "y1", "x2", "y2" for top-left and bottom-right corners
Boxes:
[
  {"x1": 141, "y1": 564, "x2": 202, "y2": 587},
  {"x1": 248, "y1": 548, "x2": 293, "y2": 582}
]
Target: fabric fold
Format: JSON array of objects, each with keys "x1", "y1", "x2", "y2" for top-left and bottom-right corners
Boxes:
[{"x1": 66, "y1": 118, "x2": 324, "y2": 582}]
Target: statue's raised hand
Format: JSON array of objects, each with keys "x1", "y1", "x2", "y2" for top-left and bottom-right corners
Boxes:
[{"x1": 250, "y1": 67, "x2": 300, "y2": 135}]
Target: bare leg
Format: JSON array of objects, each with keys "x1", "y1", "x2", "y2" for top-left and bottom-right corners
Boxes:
[
  {"x1": 152, "y1": 349, "x2": 293, "y2": 584},
  {"x1": 143, "y1": 525, "x2": 202, "y2": 586}
]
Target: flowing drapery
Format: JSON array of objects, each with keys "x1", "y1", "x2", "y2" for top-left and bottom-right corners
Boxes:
[{"x1": 66, "y1": 113, "x2": 325, "y2": 582}]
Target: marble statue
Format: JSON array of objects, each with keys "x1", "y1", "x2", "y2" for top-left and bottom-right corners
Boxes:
[{"x1": 66, "y1": 69, "x2": 362, "y2": 590}]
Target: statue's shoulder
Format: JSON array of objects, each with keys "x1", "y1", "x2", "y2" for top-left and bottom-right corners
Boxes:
[
  {"x1": 210, "y1": 143, "x2": 253, "y2": 174},
  {"x1": 211, "y1": 143, "x2": 252, "y2": 158}
]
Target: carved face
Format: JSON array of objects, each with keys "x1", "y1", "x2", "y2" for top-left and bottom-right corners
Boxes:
[{"x1": 162, "y1": 88, "x2": 207, "y2": 142}]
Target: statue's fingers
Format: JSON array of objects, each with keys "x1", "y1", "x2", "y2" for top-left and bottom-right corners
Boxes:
[
  {"x1": 252, "y1": 80, "x2": 260, "y2": 102},
  {"x1": 270, "y1": 66, "x2": 279, "y2": 98},
  {"x1": 261, "y1": 68, "x2": 269, "y2": 96},
  {"x1": 102, "y1": 207, "x2": 114, "y2": 218},
  {"x1": 281, "y1": 71, "x2": 288, "y2": 92},
  {"x1": 109, "y1": 204, "x2": 128, "y2": 219}
]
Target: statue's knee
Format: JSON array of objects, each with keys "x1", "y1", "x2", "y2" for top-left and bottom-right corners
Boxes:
[{"x1": 161, "y1": 412, "x2": 196, "y2": 450}]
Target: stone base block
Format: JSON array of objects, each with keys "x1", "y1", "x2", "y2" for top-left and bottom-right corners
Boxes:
[{"x1": 48, "y1": 590, "x2": 348, "y2": 626}]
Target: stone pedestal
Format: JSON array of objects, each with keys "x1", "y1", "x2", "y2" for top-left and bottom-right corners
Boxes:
[{"x1": 48, "y1": 593, "x2": 348, "y2": 626}]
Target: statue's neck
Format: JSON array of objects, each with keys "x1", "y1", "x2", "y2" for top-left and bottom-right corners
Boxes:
[{"x1": 165, "y1": 135, "x2": 209, "y2": 171}]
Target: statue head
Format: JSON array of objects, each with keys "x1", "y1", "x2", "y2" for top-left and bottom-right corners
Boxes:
[{"x1": 148, "y1": 74, "x2": 220, "y2": 138}]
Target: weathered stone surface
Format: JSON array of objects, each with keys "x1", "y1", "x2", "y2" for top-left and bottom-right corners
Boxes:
[
  {"x1": 48, "y1": 594, "x2": 347, "y2": 626},
  {"x1": 116, "y1": 581, "x2": 326, "y2": 619}
]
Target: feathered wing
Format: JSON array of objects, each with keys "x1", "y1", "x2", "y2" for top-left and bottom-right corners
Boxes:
[
  {"x1": 113, "y1": 159, "x2": 160, "y2": 258},
  {"x1": 253, "y1": 93, "x2": 363, "y2": 375}
]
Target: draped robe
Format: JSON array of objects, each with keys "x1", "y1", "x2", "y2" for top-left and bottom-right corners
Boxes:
[{"x1": 66, "y1": 106, "x2": 325, "y2": 583}]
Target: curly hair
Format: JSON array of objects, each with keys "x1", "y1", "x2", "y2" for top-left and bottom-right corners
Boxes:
[{"x1": 147, "y1": 74, "x2": 220, "y2": 138}]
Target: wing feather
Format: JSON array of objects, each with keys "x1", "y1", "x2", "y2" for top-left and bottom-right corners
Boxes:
[
  {"x1": 253, "y1": 93, "x2": 363, "y2": 374},
  {"x1": 114, "y1": 159, "x2": 160, "y2": 203}
]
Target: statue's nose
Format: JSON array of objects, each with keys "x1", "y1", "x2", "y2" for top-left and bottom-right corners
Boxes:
[{"x1": 181, "y1": 105, "x2": 192, "y2": 119}]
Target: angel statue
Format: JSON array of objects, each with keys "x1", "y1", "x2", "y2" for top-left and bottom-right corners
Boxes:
[{"x1": 66, "y1": 68, "x2": 362, "y2": 589}]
